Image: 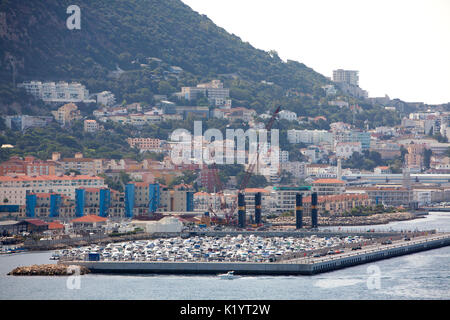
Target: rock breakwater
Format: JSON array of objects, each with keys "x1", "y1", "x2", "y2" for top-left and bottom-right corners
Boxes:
[{"x1": 7, "y1": 264, "x2": 90, "y2": 276}]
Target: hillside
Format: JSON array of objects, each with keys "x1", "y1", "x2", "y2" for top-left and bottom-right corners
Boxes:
[
  {"x1": 0, "y1": 0, "x2": 401, "y2": 128},
  {"x1": 0, "y1": 1, "x2": 326, "y2": 98}
]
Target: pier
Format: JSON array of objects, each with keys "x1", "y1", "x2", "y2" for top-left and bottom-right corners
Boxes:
[
  {"x1": 59, "y1": 233, "x2": 450, "y2": 276},
  {"x1": 421, "y1": 207, "x2": 450, "y2": 212}
]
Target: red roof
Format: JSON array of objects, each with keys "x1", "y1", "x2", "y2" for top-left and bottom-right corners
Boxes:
[
  {"x1": 133, "y1": 182, "x2": 149, "y2": 187},
  {"x1": 25, "y1": 219, "x2": 48, "y2": 227},
  {"x1": 172, "y1": 183, "x2": 193, "y2": 190},
  {"x1": 48, "y1": 222, "x2": 65, "y2": 230},
  {"x1": 0, "y1": 175, "x2": 103, "y2": 182},
  {"x1": 33, "y1": 193, "x2": 55, "y2": 198},
  {"x1": 244, "y1": 188, "x2": 269, "y2": 194},
  {"x1": 71, "y1": 215, "x2": 108, "y2": 223},
  {"x1": 194, "y1": 192, "x2": 210, "y2": 197},
  {"x1": 82, "y1": 188, "x2": 101, "y2": 192},
  {"x1": 312, "y1": 179, "x2": 345, "y2": 184}
]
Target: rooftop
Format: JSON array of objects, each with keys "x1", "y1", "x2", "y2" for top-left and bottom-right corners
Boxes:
[
  {"x1": 312, "y1": 179, "x2": 346, "y2": 184},
  {"x1": 71, "y1": 215, "x2": 108, "y2": 223},
  {"x1": 244, "y1": 188, "x2": 270, "y2": 194},
  {"x1": 25, "y1": 219, "x2": 48, "y2": 227},
  {"x1": 0, "y1": 175, "x2": 103, "y2": 182},
  {"x1": 48, "y1": 222, "x2": 65, "y2": 230}
]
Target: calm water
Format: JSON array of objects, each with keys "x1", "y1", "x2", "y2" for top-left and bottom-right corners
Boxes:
[{"x1": 1, "y1": 212, "x2": 449, "y2": 300}]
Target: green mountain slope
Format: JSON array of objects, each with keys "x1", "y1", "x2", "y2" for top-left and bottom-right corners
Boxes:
[
  {"x1": 0, "y1": 0, "x2": 328, "y2": 102},
  {"x1": 0, "y1": 0, "x2": 401, "y2": 129}
]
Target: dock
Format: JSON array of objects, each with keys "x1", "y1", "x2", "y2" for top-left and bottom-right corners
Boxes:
[{"x1": 59, "y1": 233, "x2": 450, "y2": 276}]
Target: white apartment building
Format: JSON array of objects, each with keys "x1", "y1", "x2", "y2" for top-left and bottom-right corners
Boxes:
[
  {"x1": 335, "y1": 142, "x2": 362, "y2": 159},
  {"x1": 278, "y1": 110, "x2": 297, "y2": 121},
  {"x1": 243, "y1": 188, "x2": 272, "y2": 216},
  {"x1": 322, "y1": 84, "x2": 337, "y2": 96},
  {"x1": 273, "y1": 186, "x2": 311, "y2": 213},
  {"x1": 97, "y1": 91, "x2": 116, "y2": 106},
  {"x1": 177, "y1": 80, "x2": 230, "y2": 107},
  {"x1": 84, "y1": 120, "x2": 100, "y2": 133},
  {"x1": 279, "y1": 150, "x2": 289, "y2": 163},
  {"x1": 287, "y1": 129, "x2": 333, "y2": 145},
  {"x1": 280, "y1": 161, "x2": 306, "y2": 179},
  {"x1": 99, "y1": 114, "x2": 162, "y2": 126},
  {"x1": 328, "y1": 100, "x2": 349, "y2": 108},
  {"x1": 127, "y1": 138, "x2": 163, "y2": 152},
  {"x1": 332, "y1": 69, "x2": 359, "y2": 86},
  {"x1": 19, "y1": 81, "x2": 95, "y2": 103},
  {"x1": 0, "y1": 175, "x2": 106, "y2": 205}
]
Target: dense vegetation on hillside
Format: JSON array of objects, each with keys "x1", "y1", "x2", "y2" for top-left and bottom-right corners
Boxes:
[
  {"x1": 0, "y1": 115, "x2": 309, "y2": 162},
  {"x1": 1, "y1": 0, "x2": 326, "y2": 104},
  {"x1": 0, "y1": 0, "x2": 400, "y2": 129}
]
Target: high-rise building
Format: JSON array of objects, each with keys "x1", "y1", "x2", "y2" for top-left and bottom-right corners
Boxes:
[
  {"x1": 3, "y1": 115, "x2": 53, "y2": 132},
  {"x1": 18, "y1": 81, "x2": 95, "y2": 104},
  {"x1": 332, "y1": 69, "x2": 359, "y2": 86},
  {"x1": 405, "y1": 142, "x2": 425, "y2": 169},
  {"x1": 177, "y1": 80, "x2": 230, "y2": 107}
]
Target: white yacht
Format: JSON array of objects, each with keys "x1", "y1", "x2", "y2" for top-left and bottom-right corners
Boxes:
[{"x1": 218, "y1": 271, "x2": 238, "y2": 280}]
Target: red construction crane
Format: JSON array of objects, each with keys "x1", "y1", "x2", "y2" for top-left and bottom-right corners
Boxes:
[
  {"x1": 207, "y1": 162, "x2": 226, "y2": 223},
  {"x1": 224, "y1": 105, "x2": 282, "y2": 224}
]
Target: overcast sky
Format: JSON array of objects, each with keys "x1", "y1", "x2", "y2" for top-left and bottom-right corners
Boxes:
[{"x1": 182, "y1": 0, "x2": 450, "y2": 105}]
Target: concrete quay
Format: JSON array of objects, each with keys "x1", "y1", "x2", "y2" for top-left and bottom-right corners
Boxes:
[{"x1": 59, "y1": 233, "x2": 450, "y2": 276}]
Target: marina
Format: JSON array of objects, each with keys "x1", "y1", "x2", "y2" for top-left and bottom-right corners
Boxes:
[
  {"x1": 55, "y1": 234, "x2": 374, "y2": 263},
  {"x1": 2, "y1": 211, "x2": 450, "y2": 300},
  {"x1": 58, "y1": 231, "x2": 450, "y2": 276}
]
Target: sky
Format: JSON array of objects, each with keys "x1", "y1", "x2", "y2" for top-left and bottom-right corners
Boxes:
[{"x1": 182, "y1": 0, "x2": 450, "y2": 105}]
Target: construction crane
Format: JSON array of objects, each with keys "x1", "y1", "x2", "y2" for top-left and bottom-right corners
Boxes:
[
  {"x1": 209, "y1": 162, "x2": 226, "y2": 223},
  {"x1": 224, "y1": 105, "x2": 282, "y2": 225}
]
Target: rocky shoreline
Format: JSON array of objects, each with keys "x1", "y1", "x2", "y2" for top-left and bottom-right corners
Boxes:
[
  {"x1": 7, "y1": 264, "x2": 90, "y2": 276},
  {"x1": 269, "y1": 212, "x2": 424, "y2": 227}
]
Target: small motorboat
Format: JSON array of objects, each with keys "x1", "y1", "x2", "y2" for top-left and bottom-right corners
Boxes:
[
  {"x1": 49, "y1": 251, "x2": 60, "y2": 260},
  {"x1": 218, "y1": 271, "x2": 238, "y2": 280}
]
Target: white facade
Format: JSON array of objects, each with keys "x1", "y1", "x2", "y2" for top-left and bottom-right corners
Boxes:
[
  {"x1": 279, "y1": 150, "x2": 289, "y2": 163},
  {"x1": 322, "y1": 84, "x2": 337, "y2": 96},
  {"x1": 0, "y1": 175, "x2": 106, "y2": 205},
  {"x1": 413, "y1": 190, "x2": 432, "y2": 206},
  {"x1": 280, "y1": 162, "x2": 306, "y2": 178},
  {"x1": 332, "y1": 69, "x2": 359, "y2": 86},
  {"x1": 328, "y1": 100, "x2": 349, "y2": 108},
  {"x1": 131, "y1": 217, "x2": 183, "y2": 233},
  {"x1": 97, "y1": 91, "x2": 116, "y2": 106},
  {"x1": 287, "y1": 129, "x2": 333, "y2": 145},
  {"x1": 18, "y1": 81, "x2": 95, "y2": 104},
  {"x1": 278, "y1": 110, "x2": 297, "y2": 121},
  {"x1": 335, "y1": 142, "x2": 362, "y2": 159},
  {"x1": 84, "y1": 120, "x2": 99, "y2": 133},
  {"x1": 178, "y1": 80, "x2": 230, "y2": 107}
]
